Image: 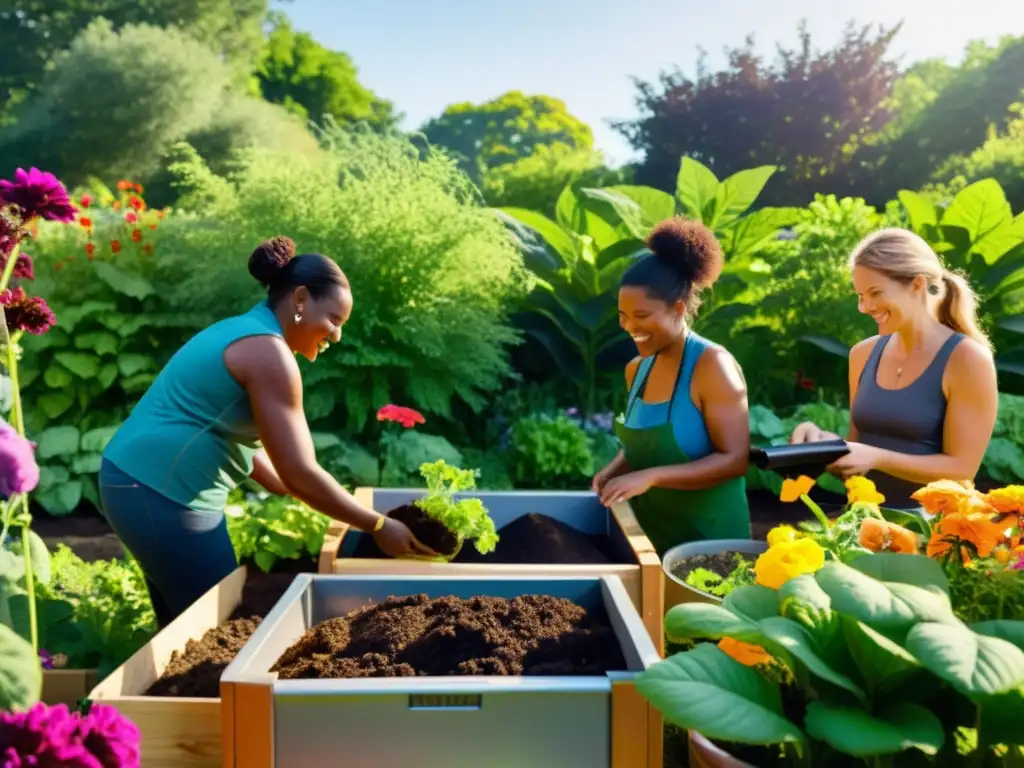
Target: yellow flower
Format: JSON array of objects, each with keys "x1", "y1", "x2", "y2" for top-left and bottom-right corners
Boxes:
[
  {"x1": 754, "y1": 538, "x2": 826, "y2": 589},
  {"x1": 718, "y1": 637, "x2": 772, "y2": 667},
  {"x1": 767, "y1": 524, "x2": 799, "y2": 547},
  {"x1": 780, "y1": 475, "x2": 815, "y2": 503},
  {"x1": 845, "y1": 476, "x2": 885, "y2": 506},
  {"x1": 982, "y1": 485, "x2": 1024, "y2": 515}
]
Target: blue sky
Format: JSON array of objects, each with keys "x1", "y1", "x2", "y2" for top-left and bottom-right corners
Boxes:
[{"x1": 275, "y1": 0, "x2": 1021, "y2": 166}]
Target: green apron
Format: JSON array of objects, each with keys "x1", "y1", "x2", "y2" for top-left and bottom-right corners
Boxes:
[{"x1": 613, "y1": 349, "x2": 751, "y2": 556}]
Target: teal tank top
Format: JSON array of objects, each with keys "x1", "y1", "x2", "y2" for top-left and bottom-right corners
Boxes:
[
  {"x1": 623, "y1": 331, "x2": 717, "y2": 458},
  {"x1": 103, "y1": 301, "x2": 283, "y2": 513}
]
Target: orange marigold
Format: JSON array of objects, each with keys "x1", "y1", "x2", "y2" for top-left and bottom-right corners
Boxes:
[
  {"x1": 911, "y1": 479, "x2": 979, "y2": 516},
  {"x1": 780, "y1": 475, "x2": 815, "y2": 503},
  {"x1": 858, "y1": 518, "x2": 917, "y2": 554},
  {"x1": 718, "y1": 637, "x2": 772, "y2": 667}
]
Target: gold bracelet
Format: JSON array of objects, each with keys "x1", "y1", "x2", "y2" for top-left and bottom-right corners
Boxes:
[{"x1": 372, "y1": 515, "x2": 386, "y2": 533}]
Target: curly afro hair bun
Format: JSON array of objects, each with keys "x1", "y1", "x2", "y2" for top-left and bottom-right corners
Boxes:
[
  {"x1": 248, "y1": 235, "x2": 296, "y2": 287},
  {"x1": 646, "y1": 217, "x2": 724, "y2": 289}
]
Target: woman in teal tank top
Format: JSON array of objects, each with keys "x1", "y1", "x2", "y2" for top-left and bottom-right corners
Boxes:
[
  {"x1": 100, "y1": 236, "x2": 436, "y2": 627},
  {"x1": 592, "y1": 217, "x2": 752, "y2": 556}
]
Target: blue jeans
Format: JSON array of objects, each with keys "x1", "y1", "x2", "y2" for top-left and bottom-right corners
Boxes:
[{"x1": 98, "y1": 459, "x2": 238, "y2": 629}]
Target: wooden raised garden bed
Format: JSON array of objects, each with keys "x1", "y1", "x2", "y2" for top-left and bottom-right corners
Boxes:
[
  {"x1": 42, "y1": 668, "x2": 99, "y2": 707},
  {"x1": 319, "y1": 488, "x2": 664, "y2": 655},
  {"x1": 87, "y1": 565, "x2": 297, "y2": 767},
  {"x1": 221, "y1": 573, "x2": 664, "y2": 768}
]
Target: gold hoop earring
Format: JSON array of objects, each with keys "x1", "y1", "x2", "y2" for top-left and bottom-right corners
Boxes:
[{"x1": 294, "y1": 313, "x2": 302, "y2": 324}]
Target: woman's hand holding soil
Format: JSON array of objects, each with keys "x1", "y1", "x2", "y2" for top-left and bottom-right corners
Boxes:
[{"x1": 372, "y1": 516, "x2": 439, "y2": 559}]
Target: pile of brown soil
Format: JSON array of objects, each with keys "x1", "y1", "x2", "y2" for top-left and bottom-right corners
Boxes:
[
  {"x1": 272, "y1": 593, "x2": 627, "y2": 679},
  {"x1": 351, "y1": 510, "x2": 620, "y2": 564},
  {"x1": 454, "y1": 513, "x2": 618, "y2": 564},
  {"x1": 145, "y1": 572, "x2": 297, "y2": 697}
]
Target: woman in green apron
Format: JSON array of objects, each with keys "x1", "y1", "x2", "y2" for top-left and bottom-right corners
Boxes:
[{"x1": 593, "y1": 217, "x2": 752, "y2": 555}]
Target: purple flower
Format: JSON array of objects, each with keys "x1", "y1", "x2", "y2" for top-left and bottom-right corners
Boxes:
[
  {"x1": 0, "y1": 168, "x2": 76, "y2": 224},
  {"x1": 39, "y1": 649, "x2": 54, "y2": 670},
  {"x1": 0, "y1": 252, "x2": 34, "y2": 281},
  {"x1": 0, "y1": 210, "x2": 19, "y2": 259},
  {"x1": 1, "y1": 287, "x2": 55, "y2": 335},
  {"x1": 0, "y1": 702, "x2": 139, "y2": 768},
  {"x1": 0, "y1": 419, "x2": 39, "y2": 496}
]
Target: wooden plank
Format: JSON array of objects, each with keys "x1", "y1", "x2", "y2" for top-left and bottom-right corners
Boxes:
[
  {"x1": 611, "y1": 680, "x2": 649, "y2": 768},
  {"x1": 41, "y1": 668, "x2": 98, "y2": 707},
  {"x1": 220, "y1": 682, "x2": 235, "y2": 768},
  {"x1": 88, "y1": 566, "x2": 249, "y2": 768},
  {"x1": 231, "y1": 682, "x2": 274, "y2": 768},
  {"x1": 317, "y1": 519, "x2": 347, "y2": 574}
]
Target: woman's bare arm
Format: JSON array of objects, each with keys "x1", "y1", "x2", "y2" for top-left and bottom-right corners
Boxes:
[{"x1": 250, "y1": 450, "x2": 290, "y2": 496}]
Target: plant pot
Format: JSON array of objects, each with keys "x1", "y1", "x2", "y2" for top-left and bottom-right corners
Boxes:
[
  {"x1": 688, "y1": 731, "x2": 758, "y2": 768},
  {"x1": 662, "y1": 539, "x2": 768, "y2": 612}
]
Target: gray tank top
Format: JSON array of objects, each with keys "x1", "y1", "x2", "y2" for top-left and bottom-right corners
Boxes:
[{"x1": 851, "y1": 333, "x2": 964, "y2": 508}]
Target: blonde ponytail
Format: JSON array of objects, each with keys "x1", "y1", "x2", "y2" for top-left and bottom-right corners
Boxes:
[{"x1": 938, "y1": 269, "x2": 992, "y2": 351}]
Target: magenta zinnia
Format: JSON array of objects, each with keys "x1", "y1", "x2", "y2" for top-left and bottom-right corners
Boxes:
[
  {"x1": 0, "y1": 701, "x2": 141, "y2": 768},
  {"x1": 0, "y1": 419, "x2": 39, "y2": 496},
  {"x1": 1, "y1": 286, "x2": 55, "y2": 335},
  {"x1": 0, "y1": 252, "x2": 34, "y2": 281},
  {"x1": 0, "y1": 167, "x2": 76, "y2": 223}
]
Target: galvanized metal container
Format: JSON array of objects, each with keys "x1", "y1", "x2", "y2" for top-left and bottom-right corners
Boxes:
[
  {"x1": 220, "y1": 574, "x2": 663, "y2": 768},
  {"x1": 319, "y1": 489, "x2": 664, "y2": 655},
  {"x1": 662, "y1": 539, "x2": 768, "y2": 610}
]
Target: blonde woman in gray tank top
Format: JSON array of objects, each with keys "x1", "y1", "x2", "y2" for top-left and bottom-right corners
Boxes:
[{"x1": 789, "y1": 228, "x2": 998, "y2": 509}]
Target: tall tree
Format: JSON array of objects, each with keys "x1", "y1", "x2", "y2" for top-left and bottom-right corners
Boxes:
[
  {"x1": 614, "y1": 21, "x2": 901, "y2": 206},
  {"x1": 0, "y1": 0, "x2": 269, "y2": 121},
  {"x1": 421, "y1": 91, "x2": 595, "y2": 183},
  {"x1": 256, "y1": 13, "x2": 399, "y2": 132}
]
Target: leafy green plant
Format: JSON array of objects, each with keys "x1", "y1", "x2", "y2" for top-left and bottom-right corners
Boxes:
[
  {"x1": 226, "y1": 494, "x2": 329, "y2": 572},
  {"x1": 510, "y1": 412, "x2": 594, "y2": 489},
  {"x1": 31, "y1": 424, "x2": 119, "y2": 516},
  {"x1": 414, "y1": 460, "x2": 499, "y2": 557},
  {"x1": 981, "y1": 393, "x2": 1024, "y2": 483},
  {"x1": 639, "y1": 553, "x2": 1024, "y2": 766}
]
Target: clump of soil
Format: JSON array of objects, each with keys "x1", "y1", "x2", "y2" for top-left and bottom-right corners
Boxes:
[
  {"x1": 351, "y1": 504, "x2": 460, "y2": 559},
  {"x1": 271, "y1": 593, "x2": 627, "y2": 679},
  {"x1": 454, "y1": 513, "x2": 618, "y2": 564},
  {"x1": 670, "y1": 552, "x2": 749, "y2": 584},
  {"x1": 145, "y1": 572, "x2": 297, "y2": 697}
]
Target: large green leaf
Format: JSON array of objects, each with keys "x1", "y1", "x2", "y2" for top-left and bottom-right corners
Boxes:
[
  {"x1": 53, "y1": 351, "x2": 100, "y2": 379},
  {"x1": 758, "y1": 616, "x2": 865, "y2": 699},
  {"x1": 897, "y1": 190, "x2": 938, "y2": 234},
  {"x1": 43, "y1": 364, "x2": 74, "y2": 389},
  {"x1": 497, "y1": 208, "x2": 575, "y2": 265},
  {"x1": 970, "y1": 620, "x2": 1024, "y2": 652},
  {"x1": 804, "y1": 701, "x2": 943, "y2": 758},
  {"x1": 74, "y1": 330, "x2": 120, "y2": 356},
  {"x1": 595, "y1": 237, "x2": 645, "y2": 270},
  {"x1": 0, "y1": 622, "x2": 41, "y2": 711},
  {"x1": 723, "y1": 585, "x2": 780, "y2": 623},
  {"x1": 841, "y1": 617, "x2": 922, "y2": 696},
  {"x1": 36, "y1": 392, "x2": 74, "y2": 420},
  {"x1": 814, "y1": 562, "x2": 955, "y2": 633},
  {"x1": 711, "y1": 166, "x2": 778, "y2": 229},
  {"x1": 906, "y1": 621, "x2": 1024, "y2": 697},
  {"x1": 93, "y1": 261, "x2": 155, "y2": 300},
  {"x1": 117, "y1": 353, "x2": 156, "y2": 378},
  {"x1": 577, "y1": 187, "x2": 648, "y2": 240},
  {"x1": 635, "y1": 644, "x2": 804, "y2": 746},
  {"x1": 847, "y1": 552, "x2": 949, "y2": 594},
  {"x1": 35, "y1": 480, "x2": 83, "y2": 516},
  {"x1": 54, "y1": 300, "x2": 117, "y2": 333},
  {"x1": 81, "y1": 425, "x2": 119, "y2": 453},
  {"x1": 97, "y1": 362, "x2": 118, "y2": 391},
  {"x1": 676, "y1": 157, "x2": 720, "y2": 223},
  {"x1": 942, "y1": 179, "x2": 1012, "y2": 244},
  {"x1": 663, "y1": 602, "x2": 755, "y2": 642},
  {"x1": 972, "y1": 214, "x2": 1024, "y2": 265},
  {"x1": 719, "y1": 207, "x2": 800, "y2": 260},
  {"x1": 605, "y1": 185, "x2": 676, "y2": 228},
  {"x1": 35, "y1": 426, "x2": 81, "y2": 459}
]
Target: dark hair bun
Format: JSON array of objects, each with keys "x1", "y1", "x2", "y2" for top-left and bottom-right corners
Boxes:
[
  {"x1": 646, "y1": 217, "x2": 724, "y2": 288},
  {"x1": 248, "y1": 235, "x2": 296, "y2": 286}
]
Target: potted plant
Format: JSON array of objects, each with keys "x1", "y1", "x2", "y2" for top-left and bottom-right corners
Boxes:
[
  {"x1": 663, "y1": 474, "x2": 929, "y2": 607},
  {"x1": 638, "y1": 476, "x2": 1024, "y2": 766}
]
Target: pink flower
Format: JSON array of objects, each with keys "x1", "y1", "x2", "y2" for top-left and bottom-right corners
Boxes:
[
  {"x1": 0, "y1": 702, "x2": 139, "y2": 768},
  {"x1": 0, "y1": 252, "x2": 33, "y2": 280},
  {"x1": 0, "y1": 168, "x2": 76, "y2": 223},
  {"x1": 1, "y1": 287, "x2": 56, "y2": 335},
  {"x1": 0, "y1": 419, "x2": 39, "y2": 496}
]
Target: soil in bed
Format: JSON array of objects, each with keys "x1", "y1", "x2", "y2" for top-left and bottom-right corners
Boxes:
[
  {"x1": 144, "y1": 572, "x2": 298, "y2": 697},
  {"x1": 351, "y1": 510, "x2": 622, "y2": 564},
  {"x1": 272, "y1": 593, "x2": 627, "y2": 679}
]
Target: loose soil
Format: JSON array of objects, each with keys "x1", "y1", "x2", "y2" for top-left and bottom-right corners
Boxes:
[
  {"x1": 145, "y1": 572, "x2": 299, "y2": 698},
  {"x1": 670, "y1": 551, "x2": 750, "y2": 585},
  {"x1": 351, "y1": 504, "x2": 461, "y2": 559},
  {"x1": 455, "y1": 513, "x2": 619, "y2": 564},
  {"x1": 351, "y1": 510, "x2": 621, "y2": 564},
  {"x1": 272, "y1": 593, "x2": 627, "y2": 679}
]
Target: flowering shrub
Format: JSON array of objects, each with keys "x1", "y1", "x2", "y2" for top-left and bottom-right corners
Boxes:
[{"x1": 0, "y1": 701, "x2": 140, "y2": 767}]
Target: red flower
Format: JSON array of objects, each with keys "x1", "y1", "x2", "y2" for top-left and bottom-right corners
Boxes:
[
  {"x1": 110, "y1": 240, "x2": 121, "y2": 254},
  {"x1": 128, "y1": 195, "x2": 144, "y2": 211},
  {"x1": 1, "y1": 286, "x2": 56, "y2": 334},
  {"x1": 376, "y1": 404, "x2": 425, "y2": 429},
  {"x1": 130, "y1": 229, "x2": 141, "y2": 243},
  {"x1": 117, "y1": 180, "x2": 132, "y2": 191},
  {"x1": 85, "y1": 243, "x2": 95, "y2": 259},
  {"x1": 148, "y1": 224, "x2": 157, "y2": 231},
  {"x1": 135, "y1": 183, "x2": 144, "y2": 194},
  {"x1": 80, "y1": 194, "x2": 92, "y2": 208},
  {"x1": 124, "y1": 211, "x2": 137, "y2": 224},
  {"x1": 79, "y1": 216, "x2": 93, "y2": 231}
]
